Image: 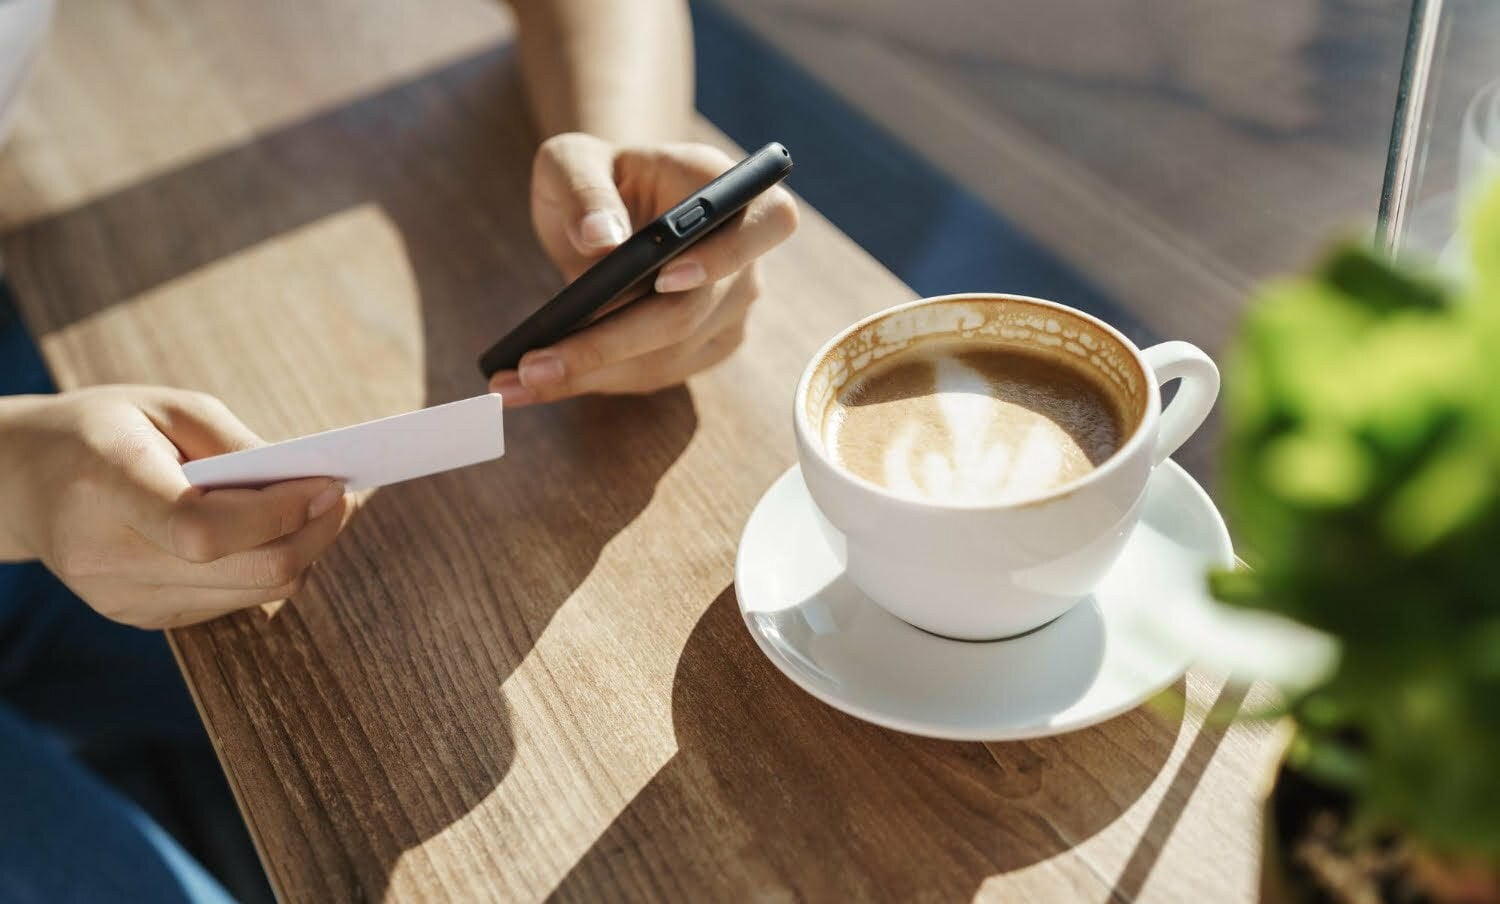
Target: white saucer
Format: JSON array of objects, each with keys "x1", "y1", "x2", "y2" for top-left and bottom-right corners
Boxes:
[{"x1": 734, "y1": 462, "x2": 1234, "y2": 741}]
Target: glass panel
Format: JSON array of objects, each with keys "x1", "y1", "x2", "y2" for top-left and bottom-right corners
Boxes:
[{"x1": 1383, "y1": 0, "x2": 1500, "y2": 266}]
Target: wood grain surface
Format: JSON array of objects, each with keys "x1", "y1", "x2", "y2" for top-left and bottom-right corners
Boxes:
[
  {"x1": 715, "y1": 0, "x2": 1412, "y2": 356},
  {"x1": 0, "y1": 1, "x2": 1274, "y2": 900}
]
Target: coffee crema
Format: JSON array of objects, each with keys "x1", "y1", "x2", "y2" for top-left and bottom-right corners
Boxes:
[{"x1": 822, "y1": 340, "x2": 1127, "y2": 503}]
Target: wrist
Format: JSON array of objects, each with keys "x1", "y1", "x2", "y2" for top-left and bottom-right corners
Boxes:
[
  {"x1": 0, "y1": 395, "x2": 52, "y2": 561},
  {"x1": 512, "y1": 0, "x2": 694, "y2": 145}
]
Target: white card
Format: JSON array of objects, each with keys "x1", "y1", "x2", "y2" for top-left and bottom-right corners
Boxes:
[{"x1": 183, "y1": 394, "x2": 505, "y2": 491}]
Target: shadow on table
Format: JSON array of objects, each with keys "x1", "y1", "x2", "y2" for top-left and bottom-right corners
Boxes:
[
  {"x1": 1108, "y1": 678, "x2": 1249, "y2": 900},
  {"x1": 1, "y1": 45, "x2": 557, "y2": 403},
  {"x1": 257, "y1": 386, "x2": 698, "y2": 898},
  {"x1": 549, "y1": 586, "x2": 1184, "y2": 901},
  {"x1": 1, "y1": 46, "x2": 704, "y2": 898}
]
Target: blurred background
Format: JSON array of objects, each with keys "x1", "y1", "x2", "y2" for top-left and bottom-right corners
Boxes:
[{"x1": 692, "y1": 0, "x2": 1499, "y2": 479}]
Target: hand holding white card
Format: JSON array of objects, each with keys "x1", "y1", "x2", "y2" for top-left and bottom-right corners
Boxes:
[{"x1": 183, "y1": 394, "x2": 505, "y2": 491}]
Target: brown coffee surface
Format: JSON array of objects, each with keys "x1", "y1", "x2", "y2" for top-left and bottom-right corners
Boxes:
[{"x1": 823, "y1": 341, "x2": 1125, "y2": 502}]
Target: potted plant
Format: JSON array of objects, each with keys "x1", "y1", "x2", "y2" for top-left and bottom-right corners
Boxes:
[{"x1": 1211, "y1": 180, "x2": 1500, "y2": 904}]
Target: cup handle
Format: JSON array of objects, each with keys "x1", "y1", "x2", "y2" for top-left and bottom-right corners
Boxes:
[{"x1": 1140, "y1": 341, "x2": 1220, "y2": 465}]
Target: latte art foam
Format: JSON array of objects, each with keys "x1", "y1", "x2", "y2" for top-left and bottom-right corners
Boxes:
[{"x1": 823, "y1": 342, "x2": 1125, "y2": 503}]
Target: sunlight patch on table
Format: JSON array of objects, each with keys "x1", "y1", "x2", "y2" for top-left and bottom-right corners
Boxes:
[
  {"x1": 41, "y1": 203, "x2": 425, "y2": 439},
  {"x1": 384, "y1": 428, "x2": 736, "y2": 900}
]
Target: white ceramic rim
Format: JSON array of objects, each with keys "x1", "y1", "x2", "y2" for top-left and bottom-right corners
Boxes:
[{"x1": 793, "y1": 293, "x2": 1165, "y2": 511}]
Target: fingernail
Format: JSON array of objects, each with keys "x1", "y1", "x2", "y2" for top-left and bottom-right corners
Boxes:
[
  {"x1": 490, "y1": 372, "x2": 538, "y2": 407},
  {"x1": 307, "y1": 482, "x2": 345, "y2": 520},
  {"x1": 519, "y1": 351, "x2": 565, "y2": 388},
  {"x1": 490, "y1": 370, "x2": 523, "y2": 395},
  {"x1": 578, "y1": 210, "x2": 628, "y2": 249},
  {"x1": 655, "y1": 260, "x2": 706, "y2": 293}
]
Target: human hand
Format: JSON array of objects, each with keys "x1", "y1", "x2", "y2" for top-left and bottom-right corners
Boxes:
[
  {"x1": 0, "y1": 386, "x2": 350, "y2": 629},
  {"x1": 490, "y1": 132, "x2": 798, "y2": 405}
]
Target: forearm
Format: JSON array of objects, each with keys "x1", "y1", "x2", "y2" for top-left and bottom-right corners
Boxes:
[{"x1": 508, "y1": 0, "x2": 694, "y2": 144}]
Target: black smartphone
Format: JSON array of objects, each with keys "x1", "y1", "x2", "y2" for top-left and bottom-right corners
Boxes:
[{"x1": 478, "y1": 142, "x2": 793, "y2": 377}]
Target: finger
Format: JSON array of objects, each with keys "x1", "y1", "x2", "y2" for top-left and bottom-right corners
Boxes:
[
  {"x1": 90, "y1": 576, "x2": 313, "y2": 630},
  {"x1": 566, "y1": 320, "x2": 749, "y2": 398},
  {"x1": 136, "y1": 388, "x2": 264, "y2": 460},
  {"x1": 163, "y1": 477, "x2": 347, "y2": 565},
  {"x1": 106, "y1": 416, "x2": 341, "y2": 561},
  {"x1": 509, "y1": 269, "x2": 758, "y2": 406},
  {"x1": 621, "y1": 141, "x2": 735, "y2": 196},
  {"x1": 66, "y1": 494, "x2": 352, "y2": 589},
  {"x1": 487, "y1": 370, "x2": 536, "y2": 407},
  {"x1": 653, "y1": 186, "x2": 798, "y2": 294},
  {"x1": 115, "y1": 390, "x2": 343, "y2": 560},
  {"x1": 515, "y1": 286, "x2": 720, "y2": 394},
  {"x1": 115, "y1": 439, "x2": 341, "y2": 563},
  {"x1": 183, "y1": 492, "x2": 351, "y2": 589},
  {"x1": 535, "y1": 133, "x2": 631, "y2": 254},
  {"x1": 564, "y1": 277, "x2": 756, "y2": 398}
]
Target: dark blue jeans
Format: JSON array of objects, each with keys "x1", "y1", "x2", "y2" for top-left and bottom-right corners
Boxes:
[{"x1": 0, "y1": 288, "x2": 265, "y2": 903}]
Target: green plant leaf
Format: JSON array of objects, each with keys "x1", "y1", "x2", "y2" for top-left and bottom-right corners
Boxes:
[
  {"x1": 1261, "y1": 428, "x2": 1373, "y2": 508},
  {"x1": 1466, "y1": 175, "x2": 1500, "y2": 298},
  {"x1": 1381, "y1": 441, "x2": 1495, "y2": 553},
  {"x1": 1320, "y1": 244, "x2": 1447, "y2": 314},
  {"x1": 1207, "y1": 568, "x2": 1264, "y2": 606},
  {"x1": 1216, "y1": 181, "x2": 1500, "y2": 869}
]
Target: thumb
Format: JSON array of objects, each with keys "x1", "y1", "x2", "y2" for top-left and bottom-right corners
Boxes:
[
  {"x1": 138, "y1": 388, "x2": 264, "y2": 461},
  {"x1": 539, "y1": 133, "x2": 632, "y2": 255}
]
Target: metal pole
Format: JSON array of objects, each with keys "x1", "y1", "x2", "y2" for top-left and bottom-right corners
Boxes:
[{"x1": 1377, "y1": 0, "x2": 1447, "y2": 255}]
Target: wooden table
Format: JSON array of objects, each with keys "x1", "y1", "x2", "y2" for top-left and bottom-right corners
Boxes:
[{"x1": 0, "y1": 1, "x2": 1275, "y2": 900}]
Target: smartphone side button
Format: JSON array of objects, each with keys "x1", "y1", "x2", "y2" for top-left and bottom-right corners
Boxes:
[{"x1": 670, "y1": 201, "x2": 709, "y2": 234}]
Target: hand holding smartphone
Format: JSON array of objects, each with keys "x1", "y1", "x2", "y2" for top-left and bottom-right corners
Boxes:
[{"x1": 479, "y1": 142, "x2": 793, "y2": 378}]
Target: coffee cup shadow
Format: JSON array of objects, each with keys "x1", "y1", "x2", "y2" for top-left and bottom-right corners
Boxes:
[{"x1": 549, "y1": 585, "x2": 1179, "y2": 900}]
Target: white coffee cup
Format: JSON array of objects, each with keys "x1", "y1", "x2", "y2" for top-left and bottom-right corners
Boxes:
[{"x1": 793, "y1": 293, "x2": 1219, "y2": 641}]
